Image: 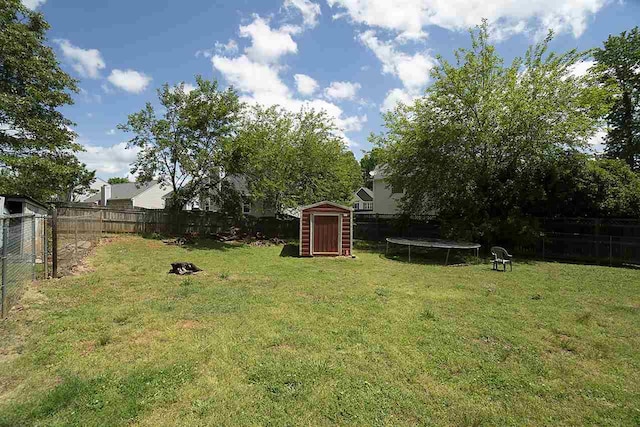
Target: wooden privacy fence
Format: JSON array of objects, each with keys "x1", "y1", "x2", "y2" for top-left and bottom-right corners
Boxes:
[{"x1": 55, "y1": 204, "x2": 231, "y2": 235}]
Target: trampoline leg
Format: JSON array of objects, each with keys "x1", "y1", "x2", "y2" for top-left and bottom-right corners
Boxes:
[
  {"x1": 408, "y1": 244, "x2": 411, "y2": 263},
  {"x1": 445, "y1": 248, "x2": 450, "y2": 265},
  {"x1": 386, "y1": 240, "x2": 388, "y2": 255}
]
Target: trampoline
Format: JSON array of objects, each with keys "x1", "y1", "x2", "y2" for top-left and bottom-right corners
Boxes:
[{"x1": 386, "y1": 237, "x2": 481, "y2": 264}]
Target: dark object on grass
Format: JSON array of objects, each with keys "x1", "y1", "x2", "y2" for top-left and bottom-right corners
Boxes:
[{"x1": 169, "y1": 262, "x2": 202, "y2": 275}]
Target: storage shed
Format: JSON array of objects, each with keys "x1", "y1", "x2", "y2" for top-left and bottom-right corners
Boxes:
[{"x1": 299, "y1": 201, "x2": 353, "y2": 257}]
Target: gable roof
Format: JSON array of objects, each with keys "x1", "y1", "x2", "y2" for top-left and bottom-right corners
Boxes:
[
  {"x1": 355, "y1": 187, "x2": 373, "y2": 201},
  {"x1": 84, "y1": 181, "x2": 162, "y2": 202},
  {"x1": 300, "y1": 201, "x2": 353, "y2": 212}
]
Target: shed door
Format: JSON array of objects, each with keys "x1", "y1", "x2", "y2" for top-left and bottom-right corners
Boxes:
[{"x1": 313, "y1": 215, "x2": 339, "y2": 254}]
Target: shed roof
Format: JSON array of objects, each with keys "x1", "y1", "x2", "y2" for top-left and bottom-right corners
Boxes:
[
  {"x1": 85, "y1": 181, "x2": 162, "y2": 202},
  {"x1": 300, "y1": 201, "x2": 353, "y2": 212},
  {"x1": 0, "y1": 194, "x2": 48, "y2": 210}
]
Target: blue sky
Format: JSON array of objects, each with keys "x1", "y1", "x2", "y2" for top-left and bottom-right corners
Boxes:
[{"x1": 26, "y1": 0, "x2": 640, "y2": 179}]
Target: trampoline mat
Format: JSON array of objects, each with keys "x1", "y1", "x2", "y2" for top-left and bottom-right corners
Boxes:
[{"x1": 386, "y1": 237, "x2": 481, "y2": 250}]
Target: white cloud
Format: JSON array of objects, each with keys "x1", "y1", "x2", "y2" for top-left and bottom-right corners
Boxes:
[
  {"x1": 21, "y1": 0, "x2": 45, "y2": 9},
  {"x1": 107, "y1": 69, "x2": 152, "y2": 94},
  {"x1": 183, "y1": 83, "x2": 197, "y2": 94},
  {"x1": 79, "y1": 88, "x2": 102, "y2": 104},
  {"x1": 327, "y1": 0, "x2": 608, "y2": 40},
  {"x1": 380, "y1": 88, "x2": 417, "y2": 112},
  {"x1": 360, "y1": 30, "x2": 435, "y2": 92},
  {"x1": 324, "y1": 81, "x2": 361, "y2": 100},
  {"x1": 101, "y1": 83, "x2": 113, "y2": 94},
  {"x1": 77, "y1": 142, "x2": 140, "y2": 177},
  {"x1": 212, "y1": 55, "x2": 291, "y2": 99},
  {"x1": 340, "y1": 114, "x2": 368, "y2": 131},
  {"x1": 294, "y1": 74, "x2": 319, "y2": 96},
  {"x1": 215, "y1": 39, "x2": 239, "y2": 55},
  {"x1": 197, "y1": 40, "x2": 239, "y2": 58},
  {"x1": 212, "y1": 55, "x2": 364, "y2": 147},
  {"x1": 568, "y1": 60, "x2": 596, "y2": 78},
  {"x1": 239, "y1": 15, "x2": 299, "y2": 63},
  {"x1": 284, "y1": 0, "x2": 322, "y2": 27},
  {"x1": 106, "y1": 129, "x2": 116, "y2": 135},
  {"x1": 54, "y1": 39, "x2": 106, "y2": 79}
]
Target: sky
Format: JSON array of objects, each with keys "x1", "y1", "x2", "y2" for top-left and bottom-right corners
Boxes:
[{"x1": 25, "y1": 0, "x2": 640, "y2": 180}]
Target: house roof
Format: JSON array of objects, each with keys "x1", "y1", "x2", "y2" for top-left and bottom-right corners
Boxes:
[
  {"x1": 84, "y1": 181, "x2": 162, "y2": 202},
  {"x1": 355, "y1": 187, "x2": 373, "y2": 201}
]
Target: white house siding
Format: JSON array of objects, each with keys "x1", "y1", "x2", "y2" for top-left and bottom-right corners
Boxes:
[
  {"x1": 131, "y1": 184, "x2": 171, "y2": 209},
  {"x1": 372, "y1": 177, "x2": 402, "y2": 215}
]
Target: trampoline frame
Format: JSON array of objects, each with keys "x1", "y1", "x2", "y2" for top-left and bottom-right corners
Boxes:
[{"x1": 385, "y1": 237, "x2": 481, "y2": 264}]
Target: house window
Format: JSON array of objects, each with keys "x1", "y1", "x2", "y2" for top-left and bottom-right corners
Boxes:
[
  {"x1": 363, "y1": 202, "x2": 373, "y2": 210},
  {"x1": 353, "y1": 202, "x2": 359, "y2": 210},
  {"x1": 243, "y1": 202, "x2": 251, "y2": 214},
  {"x1": 203, "y1": 198, "x2": 211, "y2": 211}
]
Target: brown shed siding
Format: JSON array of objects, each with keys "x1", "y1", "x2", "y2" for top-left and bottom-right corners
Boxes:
[{"x1": 300, "y1": 202, "x2": 352, "y2": 257}]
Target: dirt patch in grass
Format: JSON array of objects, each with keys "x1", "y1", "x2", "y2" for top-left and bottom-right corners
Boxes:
[{"x1": 177, "y1": 320, "x2": 202, "y2": 330}]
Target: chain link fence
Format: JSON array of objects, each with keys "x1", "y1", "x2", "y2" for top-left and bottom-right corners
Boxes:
[{"x1": 1, "y1": 214, "x2": 48, "y2": 317}]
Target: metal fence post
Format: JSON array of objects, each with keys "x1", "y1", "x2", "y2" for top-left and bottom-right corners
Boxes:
[
  {"x1": 51, "y1": 207, "x2": 58, "y2": 279},
  {"x1": 1, "y1": 218, "x2": 8, "y2": 317},
  {"x1": 43, "y1": 217, "x2": 48, "y2": 279},
  {"x1": 31, "y1": 215, "x2": 36, "y2": 280},
  {"x1": 74, "y1": 217, "x2": 78, "y2": 263},
  {"x1": 609, "y1": 235, "x2": 612, "y2": 267}
]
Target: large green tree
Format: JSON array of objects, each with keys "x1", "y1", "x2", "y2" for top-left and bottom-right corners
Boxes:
[
  {"x1": 360, "y1": 148, "x2": 383, "y2": 189},
  {"x1": 592, "y1": 27, "x2": 640, "y2": 171},
  {"x1": 233, "y1": 105, "x2": 362, "y2": 211},
  {"x1": 0, "y1": 0, "x2": 92, "y2": 202},
  {"x1": 120, "y1": 76, "x2": 242, "y2": 209},
  {"x1": 374, "y1": 22, "x2": 610, "y2": 243}
]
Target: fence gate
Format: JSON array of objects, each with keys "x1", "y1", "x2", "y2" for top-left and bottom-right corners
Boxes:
[{"x1": 0, "y1": 213, "x2": 49, "y2": 318}]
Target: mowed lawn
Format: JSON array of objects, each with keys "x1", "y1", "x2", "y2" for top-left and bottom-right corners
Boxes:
[{"x1": 0, "y1": 236, "x2": 639, "y2": 426}]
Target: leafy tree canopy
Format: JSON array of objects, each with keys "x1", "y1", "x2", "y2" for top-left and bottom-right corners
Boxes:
[
  {"x1": 233, "y1": 105, "x2": 362, "y2": 211},
  {"x1": 120, "y1": 76, "x2": 243, "y2": 210},
  {"x1": 360, "y1": 148, "x2": 383, "y2": 190},
  {"x1": 107, "y1": 177, "x2": 129, "y2": 184},
  {"x1": 592, "y1": 26, "x2": 640, "y2": 171},
  {"x1": 374, "y1": 21, "x2": 611, "y2": 243},
  {"x1": 0, "y1": 0, "x2": 93, "y2": 202}
]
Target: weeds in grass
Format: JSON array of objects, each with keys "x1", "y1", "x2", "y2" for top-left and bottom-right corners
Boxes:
[
  {"x1": 96, "y1": 334, "x2": 111, "y2": 347},
  {"x1": 375, "y1": 287, "x2": 390, "y2": 298},
  {"x1": 180, "y1": 278, "x2": 194, "y2": 287},
  {"x1": 560, "y1": 337, "x2": 577, "y2": 353},
  {"x1": 576, "y1": 311, "x2": 593, "y2": 324},
  {"x1": 419, "y1": 307, "x2": 436, "y2": 321},
  {"x1": 113, "y1": 315, "x2": 129, "y2": 325},
  {"x1": 219, "y1": 271, "x2": 230, "y2": 280}
]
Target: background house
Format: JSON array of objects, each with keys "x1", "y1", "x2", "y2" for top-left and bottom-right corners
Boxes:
[
  {"x1": 179, "y1": 174, "x2": 277, "y2": 217},
  {"x1": 85, "y1": 181, "x2": 170, "y2": 209},
  {"x1": 371, "y1": 166, "x2": 403, "y2": 215},
  {"x1": 352, "y1": 187, "x2": 374, "y2": 212},
  {"x1": 75, "y1": 177, "x2": 108, "y2": 202}
]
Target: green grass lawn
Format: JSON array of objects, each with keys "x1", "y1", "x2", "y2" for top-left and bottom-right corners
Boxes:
[{"x1": 1, "y1": 236, "x2": 639, "y2": 426}]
